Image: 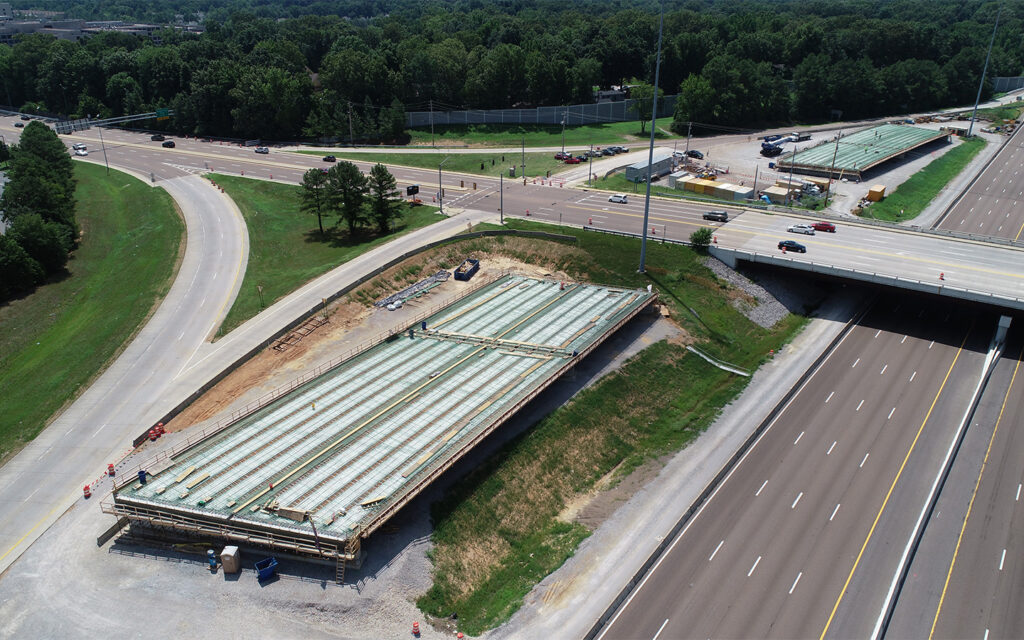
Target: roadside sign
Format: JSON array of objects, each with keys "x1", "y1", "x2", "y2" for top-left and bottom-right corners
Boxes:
[{"x1": 156, "y1": 108, "x2": 170, "y2": 121}]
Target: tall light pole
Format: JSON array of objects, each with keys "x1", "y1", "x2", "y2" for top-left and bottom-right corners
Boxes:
[
  {"x1": 638, "y1": 3, "x2": 664, "y2": 274},
  {"x1": 499, "y1": 172, "x2": 504, "y2": 224},
  {"x1": 785, "y1": 145, "x2": 798, "y2": 207},
  {"x1": 588, "y1": 142, "x2": 594, "y2": 187},
  {"x1": 561, "y1": 107, "x2": 567, "y2": 155},
  {"x1": 93, "y1": 116, "x2": 110, "y2": 175},
  {"x1": 438, "y1": 156, "x2": 450, "y2": 214},
  {"x1": 968, "y1": 5, "x2": 1002, "y2": 137}
]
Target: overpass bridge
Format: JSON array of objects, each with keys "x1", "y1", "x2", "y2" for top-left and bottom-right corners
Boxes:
[{"x1": 709, "y1": 212, "x2": 1024, "y2": 312}]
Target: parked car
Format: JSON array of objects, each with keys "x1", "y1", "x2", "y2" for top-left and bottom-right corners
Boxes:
[
  {"x1": 585, "y1": 150, "x2": 600, "y2": 158},
  {"x1": 162, "y1": 140, "x2": 175, "y2": 148},
  {"x1": 600, "y1": 148, "x2": 615, "y2": 156},
  {"x1": 323, "y1": 155, "x2": 336, "y2": 162},
  {"x1": 74, "y1": 149, "x2": 88, "y2": 156},
  {"x1": 72, "y1": 143, "x2": 87, "y2": 150},
  {"x1": 14, "y1": 122, "x2": 23, "y2": 128},
  {"x1": 686, "y1": 149, "x2": 704, "y2": 159},
  {"x1": 702, "y1": 210, "x2": 729, "y2": 222},
  {"x1": 575, "y1": 155, "x2": 587, "y2": 162},
  {"x1": 778, "y1": 239, "x2": 807, "y2": 253},
  {"x1": 20, "y1": 115, "x2": 30, "y2": 121},
  {"x1": 255, "y1": 146, "x2": 269, "y2": 154},
  {"x1": 151, "y1": 134, "x2": 165, "y2": 141},
  {"x1": 608, "y1": 193, "x2": 628, "y2": 204},
  {"x1": 554, "y1": 152, "x2": 571, "y2": 160},
  {"x1": 811, "y1": 221, "x2": 836, "y2": 232},
  {"x1": 564, "y1": 156, "x2": 581, "y2": 164},
  {"x1": 787, "y1": 223, "x2": 816, "y2": 235}
]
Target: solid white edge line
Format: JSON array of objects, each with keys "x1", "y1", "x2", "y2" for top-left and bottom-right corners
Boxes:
[
  {"x1": 651, "y1": 618, "x2": 670, "y2": 640},
  {"x1": 869, "y1": 343, "x2": 1000, "y2": 640},
  {"x1": 594, "y1": 320, "x2": 859, "y2": 640}
]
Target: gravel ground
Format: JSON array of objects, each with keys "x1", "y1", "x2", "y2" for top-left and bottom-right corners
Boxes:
[{"x1": 702, "y1": 255, "x2": 790, "y2": 328}]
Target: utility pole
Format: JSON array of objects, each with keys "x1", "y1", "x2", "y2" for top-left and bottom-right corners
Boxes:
[
  {"x1": 500, "y1": 172, "x2": 504, "y2": 224},
  {"x1": 438, "y1": 156, "x2": 450, "y2": 214},
  {"x1": 684, "y1": 121, "x2": 692, "y2": 154},
  {"x1": 752, "y1": 165, "x2": 759, "y2": 196},
  {"x1": 638, "y1": 2, "x2": 664, "y2": 274},
  {"x1": 968, "y1": 5, "x2": 1002, "y2": 137},
  {"x1": 824, "y1": 131, "x2": 841, "y2": 208},
  {"x1": 348, "y1": 103, "x2": 354, "y2": 147},
  {"x1": 785, "y1": 145, "x2": 798, "y2": 207},
  {"x1": 521, "y1": 137, "x2": 525, "y2": 181},
  {"x1": 430, "y1": 99, "x2": 435, "y2": 148},
  {"x1": 561, "y1": 107, "x2": 567, "y2": 155},
  {"x1": 588, "y1": 142, "x2": 594, "y2": 187}
]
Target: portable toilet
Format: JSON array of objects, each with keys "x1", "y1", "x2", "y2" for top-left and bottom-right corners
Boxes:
[{"x1": 220, "y1": 546, "x2": 241, "y2": 574}]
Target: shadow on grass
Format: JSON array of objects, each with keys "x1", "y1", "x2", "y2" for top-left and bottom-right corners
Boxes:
[
  {"x1": 645, "y1": 271, "x2": 734, "y2": 347},
  {"x1": 302, "y1": 222, "x2": 417, "y2": 249}
]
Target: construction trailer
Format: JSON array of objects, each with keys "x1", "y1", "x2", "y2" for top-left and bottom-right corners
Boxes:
[
  {"x1": 105, "y1": 274, "x2": 656, "y2": 581},
  {"x1": 625, "y1": 152, "x2": 674, "y2": 182}
]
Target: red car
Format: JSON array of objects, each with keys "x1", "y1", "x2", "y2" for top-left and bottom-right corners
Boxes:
[
  {"x1": 564, "y1": 156, "x2": 581, "y2": 164},
  {"x1": 811, "y1": 221, "x2": 836, "y2": 232},
  {"x1": 554, "y1": 152, "x2": 571, "y2": 160}
]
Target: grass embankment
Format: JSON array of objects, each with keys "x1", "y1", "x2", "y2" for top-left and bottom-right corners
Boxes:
[
  {"x1": 0, "y1": 162, "x2": 182, "y2": 463},
  {"x1": 297, "y1": 151, "x2": 563, "y2": 179},
  {"x1": 976, "y1": 104, "x2": 1024, "y2": 126},
  {"x1": 211, "y1": 174, "x2": 445, "y2": 336},
  {"x1": 405, "y1": 117, "x2": 677, "y2": 148},
  {"x1": 415, "y1": 220, "x2": 806, "y2": 634},
  {"x1": 860, "y1": 136, "x2": 986, "y2": 222}
]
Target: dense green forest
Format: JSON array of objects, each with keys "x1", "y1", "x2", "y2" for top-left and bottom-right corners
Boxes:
[{"x1": 1, "y1": 0, "x2": 1021, "y2": 141}]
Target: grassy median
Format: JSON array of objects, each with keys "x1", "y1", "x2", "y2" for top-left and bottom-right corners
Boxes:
[
  {"x1": 416, "y1": 220, "x2": 805, "y2": 634},
  {"x1": 211, "y1": 174, "x2": 445, "y2": 336},
  {"x1": 0, "y1": 162, "x2": 182, "y2": 464},
  {"x1": 860, "y1": 136, "x2": 986, "y2": 222},
  {"x1": 297, "y1": 150, "x2": 565, "y2": 179}
]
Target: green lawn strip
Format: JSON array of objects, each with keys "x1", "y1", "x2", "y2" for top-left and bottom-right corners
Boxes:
[
  {"x1": 404, "y1": 117, "x2": 678, "y2": 148},
  {"x1": 974, "y1": 104, "x2": 1024, "y2": 126},
  {"x1": 211, "y1": 174, "x2": 445, "y2": 336},
  {"x1": 417, "y1": 219, "x2": 806, "y2": 633},
  {"x1": 0, "y1": 162, "x2": 182, "y2": 462},
  {"x1": 860, "y1": 136, "x2": 986, "y2": 222},
  {"x1": 295, "y1": 150, "x2": 565, "y2": 179}
]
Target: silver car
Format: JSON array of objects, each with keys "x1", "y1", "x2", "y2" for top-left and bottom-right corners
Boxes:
[
  {"x1": 608, "y1": 194, "x2": 628, "y2": 204},
  {"x1": 787, "y1": 223, "x2": 816, "y2": 235}
]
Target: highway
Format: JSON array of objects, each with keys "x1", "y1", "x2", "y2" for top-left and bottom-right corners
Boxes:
[
  {"x1": 937, "y1": 122, "x2": 1024, "y2": 242},
  {"x1": 597, "y1": 296, "x2": 994, "y2": 639},
  {"x1": 886, "y1": 324, "x2": 1024, "y2": 638}
]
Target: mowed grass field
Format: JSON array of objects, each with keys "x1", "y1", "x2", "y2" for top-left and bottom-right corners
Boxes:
[
  {"x1": 297, "y1": 150, "x2": 566, "y2": 179},
  {"x1": 211, "y1": 174, "x2": 446, "y2": 336},
  {"x1": 0, "y1": 162, "x2": 183, "y2": 464},
  {"x1": 405, "y1": 116, "x2": 677, "y2": 148},
  {"x1": 861, "y1": 136, "x2": 986, "y2": 222},
  {"x1": 413, "y1": 220, "x2": 806, "y2": 634}
]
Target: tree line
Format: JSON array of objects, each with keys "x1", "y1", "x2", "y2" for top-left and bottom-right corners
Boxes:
[
  {"x1": 0, "y1": 0, "x2": 1021, "y2": 142},
  {"x1": 0, "y1": 122, "x2": 78, "y2": 301}
]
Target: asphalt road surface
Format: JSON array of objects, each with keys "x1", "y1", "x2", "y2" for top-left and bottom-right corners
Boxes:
[
  {"x1": 887, "y1": 322, "x2": 1024, "y2": 639},
  {"x1": 937, "y1": 123, "x2": 1024, "y2": 242},
  {"x1": 597, "y1": 296, "x2": 994, "y2": 639},
  {"x1": 714, "y1": 211, "x2": 1024, "y2": 307}
]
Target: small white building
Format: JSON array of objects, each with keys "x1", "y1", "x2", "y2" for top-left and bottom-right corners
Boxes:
[{"x1": 625, "y1": 152, "x2": 674, "y2": 183}]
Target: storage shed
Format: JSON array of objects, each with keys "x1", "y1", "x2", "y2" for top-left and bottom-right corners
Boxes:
[{"x1": 866, "y1": 185, "x2": 886, "y2": 202}]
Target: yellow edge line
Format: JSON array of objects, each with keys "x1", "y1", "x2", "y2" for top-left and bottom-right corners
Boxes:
[
  {"x1": 819, "y1": 328, "x2": 971, "y2": 639},
  {"x1": 0, "y1": 502, "x2": 65, "y2": 565},
  {"x1": 929, "y1": 345, "x2": 1023, "y2": 637}
]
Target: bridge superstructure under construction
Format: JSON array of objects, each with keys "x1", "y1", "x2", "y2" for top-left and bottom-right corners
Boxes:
[{"x1": 107, "y1": 274, "x2": 656, "y2": 577}]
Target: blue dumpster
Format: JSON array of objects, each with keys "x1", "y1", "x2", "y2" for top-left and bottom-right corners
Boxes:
[{"x1": 255, "y1": 557, "x2": 278, "y2": 580}]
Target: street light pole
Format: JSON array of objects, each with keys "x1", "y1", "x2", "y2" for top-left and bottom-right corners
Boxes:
[
  {"x1": 588, "y1": 142, "x2": 594, "y2": 187},
  {"x1": 438, "y1": 156, "x2": 450, "y2": 214},
  {"x1": 785, "y1": 145, "x2": 798, "y2": 207},
  {"x1": 638, "y1": 2, "x2": 664, "y2": 274},
  {"x1": 93, "y1": 117, "x2": 110, "y2": 175},
  {"x1": 499, "y1": 172, "x2": 504, "y2": 224},
  {"x1": 968, "y1": 5, "x2": 1001, "y2": 137},
  {"x1": 561, "y1": 107, "x2": 567, "y2": 155}
]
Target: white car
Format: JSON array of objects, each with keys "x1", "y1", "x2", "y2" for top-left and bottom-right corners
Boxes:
[
  {"x1": 71, "y1": 143, "x2": 87, "y2": 151},
  {"x1": 74, "y1": 149, "x2": 88, "y2": 156},
  {"x1": 608, "y1": 194, "x2": 628, "y2": 204},
  {"x1": 787, "y1": 223, "x2": 815, "y2": 235}
]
